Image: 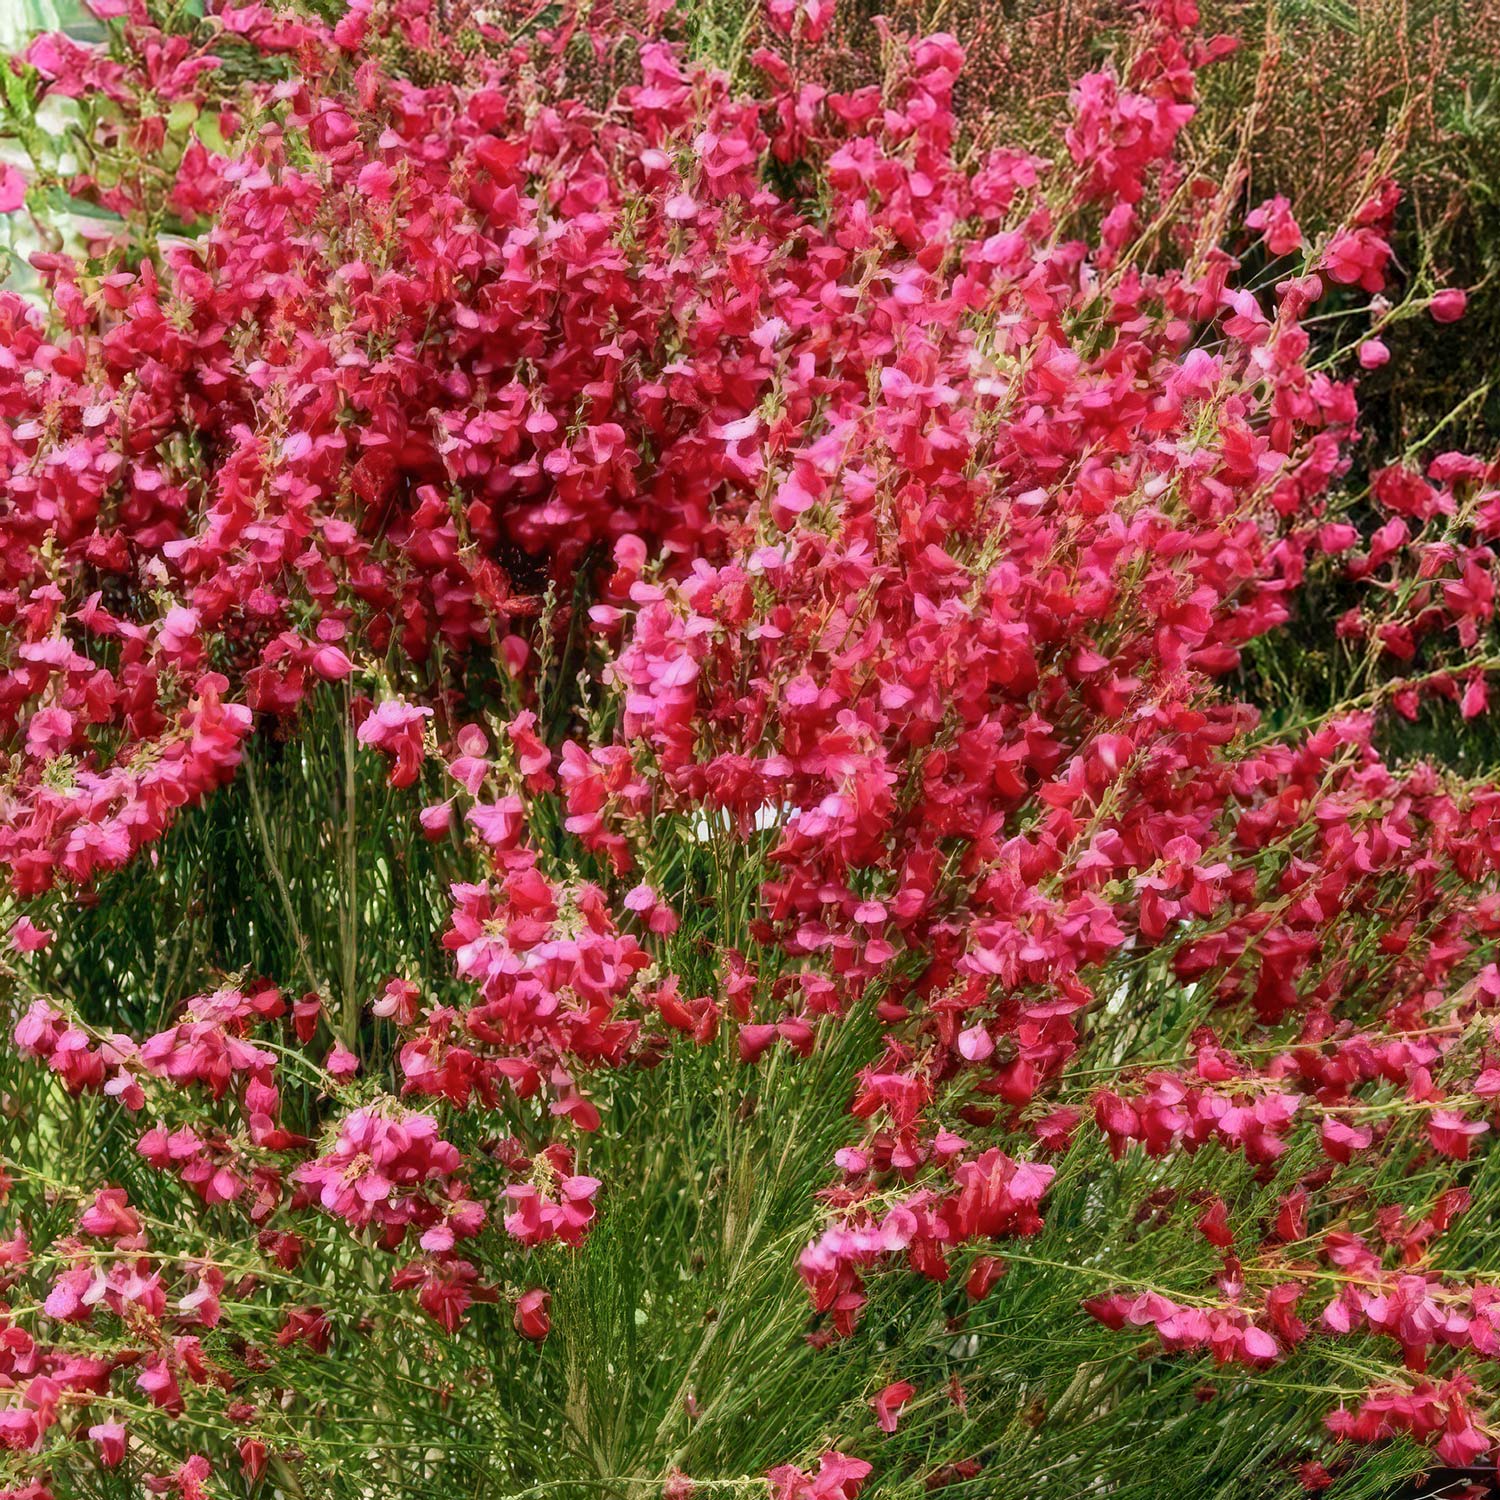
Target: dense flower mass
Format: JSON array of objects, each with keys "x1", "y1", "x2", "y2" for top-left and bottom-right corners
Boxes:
[{"x1": 0, "y1": 0, "x2": 1496, "y2": 1495}]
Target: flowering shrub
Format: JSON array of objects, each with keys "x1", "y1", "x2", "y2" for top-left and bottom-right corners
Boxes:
[{"x1": 0, "y1": 0, "x2": 1497, "y2": 1496}]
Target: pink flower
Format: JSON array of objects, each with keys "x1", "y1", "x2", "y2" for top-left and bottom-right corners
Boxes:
[
  {"x1": 870, "y1": 1379, "x2": 915, "y2": 1433},
  {"x1": 295, "y1": 1107, "x2": 465, "y2": 1240},
  {"x1": 1246, "y1": 195, "x2": 1302, "y2": 255},
  {"x1": 966, "y1": 1257, "x2": 1006, "y2": 1301},
  {"x1": 1429, "y1": 287, "x2": 1468, "y2": 322},
  {"x1": 144, "y1": 1454, "x2": 212, "y2": 1499},
  {"x1": 768, "y1": 1451, "x2": 871, "y2": 1500},
  {"x1": 1428, "y1": 1109, "x2": 1488, "y2": 1160},
  {"x1": 513, "y1": 1287, "x2": 550, "y2": 1341},
  {"x1": 502, "y1": 1171, "x2": 600, "y2": 1248},
  {"x1": 765, "y1": 0, "x2": 835, "y2": 42},
  {"x1": 311, "y1": 644, "x2": 354, "y2": 681},
  {"x1": 0, "y1": 165, "x2": 26, "y2": 214},
  {"x1": 357, "y1": 701, "x2": 433, "y2": 788},
  {"x1": 624, "y1": 882, "x2": 679, "y2": 935},
  {"x1": 9, "y1": 917, "x2": 53, "y2": 952},
  {"x1": 1322, "y1": 227, "x2": 1391, "y2": 293},
  {"x1": 79, "y1": 1187, "x2": 143, "y2": 1241},
  {"x1": 89, "y1": 1418, "x2": 127, "y2": 1467},
  {"x1": 325, "y1": 1040, "x2": 360, "y2": 1079}
]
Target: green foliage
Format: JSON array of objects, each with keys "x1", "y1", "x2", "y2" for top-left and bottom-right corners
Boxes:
[{"x1": 1, "y1": 688, "x2": 1479, "y2": 1498}]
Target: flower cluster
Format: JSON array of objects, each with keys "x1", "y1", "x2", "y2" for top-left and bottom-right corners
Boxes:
[{"x1": 0, "y1": 0, "x2": 1495, "y2": 1494}]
